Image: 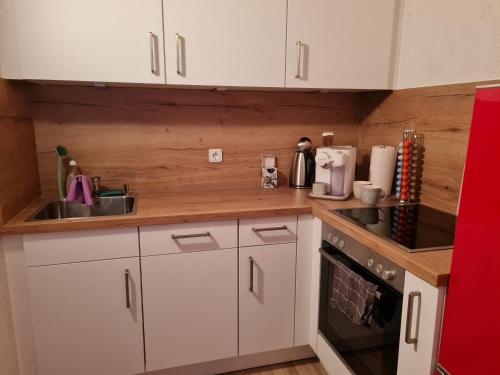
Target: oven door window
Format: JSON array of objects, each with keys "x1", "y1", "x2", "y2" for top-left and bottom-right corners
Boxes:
[{"x1": 319, "y1": 243, "x2": 403, "y2": 375}]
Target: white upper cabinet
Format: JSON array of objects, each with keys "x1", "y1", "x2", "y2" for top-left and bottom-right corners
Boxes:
[
  {"x1": 286, "y1": 0, "x2": 397, "y2": 89},
  {"x1": 163, "y1": 0, "x2": 287, "y2": 87},
  {"x1": 14, "y1": 0, "x2": 165, "y2": 84},
  {"x1": 1, "y1": 0, "x2": 402, "y2": 88}
]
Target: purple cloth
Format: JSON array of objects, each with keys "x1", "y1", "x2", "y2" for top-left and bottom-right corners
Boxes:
[{"x1": 66, "y1": 175, "x2": 94, "y2": 206}]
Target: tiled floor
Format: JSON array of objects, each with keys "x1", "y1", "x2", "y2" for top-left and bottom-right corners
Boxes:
[{"x1": 226, "y1": 358, "x2": 327, "y2": 375}]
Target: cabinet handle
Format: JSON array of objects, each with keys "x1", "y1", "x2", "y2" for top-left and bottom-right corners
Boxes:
[
  {"x1": 249, "y1": 257, "x2": 254, "y2": 293},
  {"x1": 171, "y1": 231, "x2": 211, "y2": 240},
  {"x1": 295, "y1": 41, "x2": 303, "y2": 79},
  {"x1": 252, "y1": 225, "x2": 288, "y2": 233},
  {"x1": 124, "y1": 269, "x2": 131, "y2": 309},
  {"x1": 176, "y1": 33, "x2": 182, "y2": 75},
  {"x1": 149, "y1": 32, "x2": 158, "y2": 75},
  {"x1": 405, "y1": 291, "x2": 421, "y2": 344}
]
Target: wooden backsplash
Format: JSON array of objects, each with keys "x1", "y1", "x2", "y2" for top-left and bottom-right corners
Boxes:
[
  {"x1": 0, "y1": 80, "x2": 40, "y2": 225},
  {"x1": 28, "y1": 80, "x2": 496, "y2": 213},
  {"x1": 30, "y1": 86, "x2": 360, "y2": 196},
  {"x1": 359, "y1": 81, "x2": 499, "y2": 214}
]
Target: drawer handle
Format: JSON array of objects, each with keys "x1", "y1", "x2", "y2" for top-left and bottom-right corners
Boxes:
[
  {"x1": 249, "y1": 256, "x2": 254, "y2": 293},
  {"x1": 124, "y1": 269, "x2": 131, "y2": 309},
  {"x1": 252, "y1": 225, "x2": 288, "y2": 233},
  {"x1": 171, "y1": 231, "x2": 211, "y2": 240},
  {"x1": 405, "y1": 291, "x2": 422, "y2": 344}
]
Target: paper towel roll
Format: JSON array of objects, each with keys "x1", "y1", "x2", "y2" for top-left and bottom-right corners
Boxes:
[{"x1": 369, "y1": 145, "x2": 397, "y2": 196}]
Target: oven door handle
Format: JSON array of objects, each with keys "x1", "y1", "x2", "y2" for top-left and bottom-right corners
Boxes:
[
  {"x1": 319, "y1": 247, "x2": 338, "y2": 266},
  {"x1": 319, "y1": 248, "x2": 386, "y2": 300}
]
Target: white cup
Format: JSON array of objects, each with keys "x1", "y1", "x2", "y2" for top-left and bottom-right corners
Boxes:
[
  {"x1": 361, "y1": 185, "x2": 387, "y2": 206},
  {"x1": 353, "y1": 181, "x2": 372, "y2": 200},
  {"x1": 312, "y1": 182, "x2": 328, "y2": 196}
]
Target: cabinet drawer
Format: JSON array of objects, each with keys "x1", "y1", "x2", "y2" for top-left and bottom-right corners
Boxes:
[
  {"x1": 239, "y1": 216, "x2": 297, "y2": 247},
  {"x1": 23, "y1": 228, "x2": 139, "y2": 267},
  {"x1": 140, "y1": 220, "x2": 237, "y2": 256}
]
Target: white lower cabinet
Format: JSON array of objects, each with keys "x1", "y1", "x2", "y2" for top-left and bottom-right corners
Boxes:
[
  {"x1": 21, "y1": 218, "x2": 306, "y2": 374},
  {"x1": 397, "y1": 271, "x2": 446, "y2": 375},
  {"x1": 27, "y1": 257, "x2": 144, "y2": 375},
  {"x1": 239, "y1": 243, "x2": 296, "y2": 355},
  {"x1": 142, "y1": 248, "x2": 238, "y2": 372}
]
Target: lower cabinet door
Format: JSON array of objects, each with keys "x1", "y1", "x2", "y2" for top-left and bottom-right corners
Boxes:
[
  {"x1": 239, "y1": 243, "x2": 296, "y2": 355},
  {"x1": 142, "y1": 248, "x2": 238, "y2": 372},
  {"x1": 397, "y1": 271, "x2": 444, "y2": 375},
  {"x1": 27, "y1": 258, "x2": 144, "y2": 375}
]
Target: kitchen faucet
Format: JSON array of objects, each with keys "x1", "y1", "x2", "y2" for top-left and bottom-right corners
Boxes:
[
  {"x1": 91, "y1": 176, "x2": 129, "y2": 198},
  {"x1": 90, "y1": 176, "x2": 101, "y2": 198}
]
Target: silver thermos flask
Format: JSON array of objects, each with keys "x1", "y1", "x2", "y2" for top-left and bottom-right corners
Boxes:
[{"x1": 289, "y1": 137, "x2": 315, "y2": 188}]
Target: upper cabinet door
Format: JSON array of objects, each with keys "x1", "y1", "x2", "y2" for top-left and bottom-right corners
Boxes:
[
  {"x1": 286, "y1": 0, "x2": 397, "y2": 90},
  {"x1": 15, "y1": 0, "x2": 165, "y2": 84},
  {"x1": 164, "y1": 0, "x2": 287, "y2": 87}
]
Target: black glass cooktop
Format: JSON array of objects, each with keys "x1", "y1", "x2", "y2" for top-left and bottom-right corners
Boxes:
[{"x1": 332, "y1": 204, "x2": 457, "y2": 252}]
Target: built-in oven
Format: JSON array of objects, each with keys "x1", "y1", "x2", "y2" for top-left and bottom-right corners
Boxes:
[{"x1": 319, "y1": 223, "x2": 405, "y2": 375}]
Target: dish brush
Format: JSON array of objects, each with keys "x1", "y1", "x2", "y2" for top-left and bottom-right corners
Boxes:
[{"x1": 56, "y1": 145, "x2": 68, "y2": 199}]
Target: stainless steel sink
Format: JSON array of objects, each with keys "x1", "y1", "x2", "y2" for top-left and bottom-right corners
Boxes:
[{"x1": 29, "y1": 195, "x2": 137, "y2": 221}]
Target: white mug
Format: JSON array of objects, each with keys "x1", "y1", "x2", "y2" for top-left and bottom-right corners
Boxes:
[
  {"x1": 361, "y1": 185, "x2": 388, "y2": 206},
  {"x1": 353, "y1": 181, "x2": 372, "y2": 200}
]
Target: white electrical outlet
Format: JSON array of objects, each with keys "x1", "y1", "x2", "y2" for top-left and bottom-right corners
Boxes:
[{"x1": 208, "y1": 148, "x2": 223, "y2": 163}]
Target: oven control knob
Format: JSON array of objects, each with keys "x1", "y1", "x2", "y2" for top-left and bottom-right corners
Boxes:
[
  {"x1": 326, "y1": 232, "x2": 332, "y2": 240},
  {"x1": 382, "y1": 270, "x2": 397, "y2": 281},
  {"x1": 376, "y1": 264, "x2": 383, "y2": 274},
  {"x1": 367, "y1": 258, "x2": 374, "y2": 268},
  {"x1": 332, "y1": 236, "x2": 339, "y2": 244},
  {"x1": 338, "y1": 239, "x2": 345, "y2": 248}
]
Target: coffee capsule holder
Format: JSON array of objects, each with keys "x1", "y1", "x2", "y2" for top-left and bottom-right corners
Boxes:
[
  {"x1": 395, "y1": 129, "x2": 424, "y2": 203},
  {"x1": 393, "y1": 130, "x2": 423, "y2": 248}
]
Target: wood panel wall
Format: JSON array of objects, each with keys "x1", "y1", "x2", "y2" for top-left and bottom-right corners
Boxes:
[
  {"x1": 0, "y1": 78, "x2": 39, "y2": 375},
  {"x1": 27, "y1": 80, "x2": 493, "y2": 213},
  {"x1": 0, "y1": 79, "x2": 40, "y2": 226},
  {"x1": 358, "y1": 81, "x2": 500, "y2": 214},
  {"x1": 29, "y1": 86, "x2": 361, "y2": 196}
]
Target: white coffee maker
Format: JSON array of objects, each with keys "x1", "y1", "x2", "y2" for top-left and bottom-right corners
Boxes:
[{"x1": 315, "y1": 146, "x2": 357, "y2": 199}]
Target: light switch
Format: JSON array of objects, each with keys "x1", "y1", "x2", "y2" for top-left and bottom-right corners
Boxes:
[{"x1": 208, "y1": 149, "x2": 223, "y2": 163}]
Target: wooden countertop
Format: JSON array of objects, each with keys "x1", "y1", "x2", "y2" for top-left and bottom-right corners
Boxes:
[
  {"x1": 0, "y1": 188, "x2": 452, "y2": 286},
  {"x1": 1, "y1": 189, "x2": 312, "y2": 235}
]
